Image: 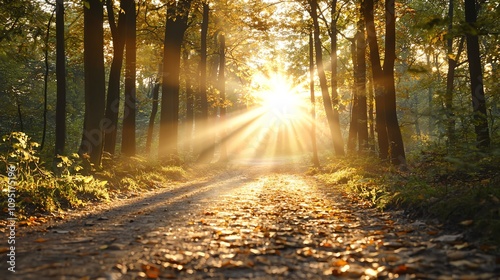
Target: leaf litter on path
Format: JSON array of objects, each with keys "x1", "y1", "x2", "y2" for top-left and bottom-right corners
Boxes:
[{"x1": 3, "y1": 166, "x2": 499, "y2": 279}]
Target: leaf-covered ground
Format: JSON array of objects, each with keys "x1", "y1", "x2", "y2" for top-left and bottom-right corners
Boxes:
[{"x1": 1, "y1": 162, "x2": 499, "y2": 279}]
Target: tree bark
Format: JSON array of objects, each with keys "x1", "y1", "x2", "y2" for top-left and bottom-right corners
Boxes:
[
  {"x1": 464, "y1": 0, "x2": 490, "y2": 148},
  {"x1": 356, "y1": 8, "x2": 368, "y2": 152},
  {"x1": 364, "y1": 0, "x2": 405, "y2": 165},
  {"x1": 159, "y1": 0, "x2": 192, "y2": 158},
  {"x1": 444, "y1": 0, "x2": 456, "y2": 145},
  {"x1": 42, "y1": 11, "x2": 54, "y2": 150},
  {"x1": 382, "y1": 0, "x2": 406, "y2": 165},
  {"x1": 347, "y1": 39, "x2": 358, "y2": 153},
  {"x1": 103, "y1": 0, "x2": 126, "y2": 155},
  {"x1": 364, "y1": 0, "x2": 389, "y2": 160},
  {"x1": 218, "y1": 34, "x2": 227, "y2": 162},
  {"x1": 329, "y1": 0, "x2": 345, "y2": 156},
  {"x1": 55, "y1": 0, "x2": 66, "y2": 157},
  {"x1": 309, "y1": 32, "x2": 320, "y2": 167},
  {"x1": 121, "y1": 0, "x2": 137, "y2": 156},
  {"x1": 309, "y1": 0, "x2": 344, "y2": 156},
  {"x1": 197, "y1": 2, "x2": 213, "y2": 162},
  {"x1": 79, "y1": 0, "x2": 106, "y2": 166},
  {"x1": 183, "y1": 49, "x2": 194, "y2": 153},
  {"x1": 146, "y1": 75, "x2": 160, "y2": 155}
]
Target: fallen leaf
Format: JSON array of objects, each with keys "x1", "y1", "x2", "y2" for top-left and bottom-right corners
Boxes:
[
  {"x1": 434, "y1": 234, "x2": 463, "y2": 243},
  {"x1": 142, "y1": 263, "x2": 160, "y2": 279},
  {"x1": 449, "y1": 260, "x2": 480, "y2": 269},
  {"x1": 459, "y1": 220, "x2": 473, "y2": 226},
  {"x1": 333, "y1": 259, "x2": 348, "y2": 267},
  {"x1": 393, "y1": 264, "x2": 408, "y2": 274}
]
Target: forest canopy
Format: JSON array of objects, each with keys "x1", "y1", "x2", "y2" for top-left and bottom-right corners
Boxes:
[{"x1": 0, "y1": 0, "x2": 498, "y2": 166}]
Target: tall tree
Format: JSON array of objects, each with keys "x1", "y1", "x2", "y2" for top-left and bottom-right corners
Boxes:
[
  {"x1": 464, "y1": 0, "x2": 490, "y2": 148},
  {"x1": 146, "y1": 65, "x2": 162, "y2": 154},
  {"x1": 79, "y1": 0, "x2": 106, "y2": 166},
  {"x1": 103, "y1": 0, "x2": 126, "y2": 155},
  {"x1": 329, "y1": 0, "x2": 346, "y2": 156},
  {"x1": 42, "y1": 11, "x2": 54, "y2": 150},
  {"x1": 356, "y1": 7, "x2": 368, "y2": 152},
  {"x1": 218, "y1": 33, "x2": 227, "y2": 162},
  {"x1": 121, "y1": 0, "x2": 137, "y2": 156},
  {"x1": 159, "y1": 0, "x2": 192, "y2": 158},
  {"x1": 309, "y1": 0, "x2": 345, "y2": 157},
  {"x1": 347, "y1": 39, "x2": 359, "y2": 153},
  {"x1": 183, "y1": 50, "x2": 194, "y2": 153},
  {"x1": 197, "y1": 2, "x2": 213, "y2": 162},
  {"x1": 309, "y1": 31, "x2": 320, "y2": 167},
  {"x1": 444, "y1": 0, "x2": 457, "y2": 145},
  {"x1": 364, "y1": 0, "x2": 406, "y2": 165},
  {"x1": 55, "y1": 0, "x2": 66, "y2": 158}
]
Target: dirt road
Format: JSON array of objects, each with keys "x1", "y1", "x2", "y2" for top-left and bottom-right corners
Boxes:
[{"x1": 1, "y1": 161, "x2": 499, "y2": 279}]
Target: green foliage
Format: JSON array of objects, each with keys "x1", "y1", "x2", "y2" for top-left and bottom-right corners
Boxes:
[
  {"x1": 0, "y1": 132, "x2": 108, "y2": 217},
  {"x1": 96, "y1": 155, "x2": 187, "y2": 195},
  {"x1": 0, "y1": 132, "x2": 190, "y2": 218},
  {"x1": 317, "y1": 151, "x2": 500, "y2": 245}
]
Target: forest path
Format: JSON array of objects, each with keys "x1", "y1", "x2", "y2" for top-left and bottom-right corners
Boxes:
[{"x1": 2, "y1": 160, "x2": 499, "y2": 279}]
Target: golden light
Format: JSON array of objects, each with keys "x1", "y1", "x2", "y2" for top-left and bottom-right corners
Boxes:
[
  {"x1": 254, "y1": 73, "x2": 302, "y2": 123},
  {"x1": 191, "y1": 70, "x2": 315, "y2": 163}
]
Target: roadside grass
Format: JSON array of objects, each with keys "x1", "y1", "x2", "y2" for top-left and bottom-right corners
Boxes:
[
  {"x1": 0, "y1": 132, "x2": 190, "y2": 220},
  {"x1": 315, "y1": 149, "x2": 500, "y2": 246}
]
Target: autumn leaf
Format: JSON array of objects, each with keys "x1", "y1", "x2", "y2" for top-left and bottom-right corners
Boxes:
[
  {"x1": 142, "y1": 263, "x2": 160, "y2": 279},
  {"x1": 393, "y1": 264, "x2": 408, "y2": 274},
  {"x1": 459, "y1": 220, "x2": 473, "y2": 226}
]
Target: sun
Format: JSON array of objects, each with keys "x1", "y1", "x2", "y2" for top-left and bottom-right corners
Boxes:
[{"x1": 254, "y1": 73, "x2": 302, "y2": 121}]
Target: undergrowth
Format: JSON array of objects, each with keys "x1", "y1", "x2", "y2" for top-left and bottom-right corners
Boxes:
[
  {"x1": 315, "y1": 149, "x2": 500, "y2": 246},
  {"x1": 0, "y1": 132, "x2": 188, "y2": 219}
]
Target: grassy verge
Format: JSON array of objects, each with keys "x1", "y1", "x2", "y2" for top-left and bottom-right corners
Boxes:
[
  {"x1": 314, "y1": 150, "x2": 500, "y2": 247},
  {"x1": 0, "y1": 132, "x2": 192, "y2": 220}
]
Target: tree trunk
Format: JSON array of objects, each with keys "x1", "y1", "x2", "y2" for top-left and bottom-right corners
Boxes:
[
  {"x1": 55, "y1": 0, "x2": 66, "y2": 158},
  {"x1": 121, "y1": 0, "x2": 136, "y2": 156},
  {"x1": 42, "y1": 11, "x2": 54, "y2": 150},
  {"x1": 146, "y1": 76, "x2": 160, "y2": 155},
  {"x1": 365, "y1": 0, "x2": 405, "y2": 165},
  {"x1": 197, "y1": 3, "x2": 213, "y2": 162},
  {"x1": 159, "y1": 0, "x2": 192, "y2": 158},
  {"x1": 356, "y1": 9, "x2": 368, "y2": 152},
  {"x1": 364, "y1": 0, "x2": 389, "y2": 160},
  {"x1": 79, "y1": 0, "x2": 105, "y2": 166},
  {"x1": 218, "y1": 34, "x2": 227, "y2": 162},
  {"x1": 347, "y1": 39, "x2": 358, "y2": 153},
  {"x1": 445, "y1": 36, "x2": 465, "y2": 144},
  {"x1": 367, "y1": 69, "x2": 375, "y2": 151},
  {"x1": 15, "y1": 95, "x2": 23, "y2": 131},
  {"x1": 382, "y1": 0, "x2": 406, "y2": 165},
  {"x1": 183, "y1": 49, "x2": 194, "y2": 153},
  {"x1": 309, "y1": 32, "x2": 320, "y2": 167},
  {"x1": 329, "y1": 0, "x2": 345, "y2": 156},
  {"x1": 464, "y1": 0, "x2": 490, "y2": 148},
  {"x1": 103, "y1": 0, "x2": 126, "y2": 155},
  {"x1": 309, "y1": 0, "x2": 344, "y2": 156},
  {"x1": 444, "y1": 0, "x2": 456, "y2": 145}
]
